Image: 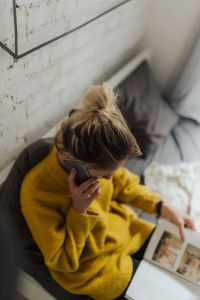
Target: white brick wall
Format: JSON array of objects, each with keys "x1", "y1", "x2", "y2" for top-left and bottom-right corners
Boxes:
[
  {"x1": 0, "y1": 0, "x2": 148, "y2": 171},
  {"x1": 16, "y1": 0, "x2": 127, "y2": 54},
  {"x1": 0, "y1": 0, "x2": 15, "y2": 51}
]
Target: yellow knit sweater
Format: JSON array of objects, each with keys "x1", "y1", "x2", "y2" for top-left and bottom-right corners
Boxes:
[{"x1": 20, "y1": 146, "x2": 162, "y2": 299}]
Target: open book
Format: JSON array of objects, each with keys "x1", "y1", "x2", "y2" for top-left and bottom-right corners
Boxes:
[{"x1": 125, "y1": 219, "x2": 200, "y2": 300}]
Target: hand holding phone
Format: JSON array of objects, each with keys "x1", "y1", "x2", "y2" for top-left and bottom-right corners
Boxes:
[{"x1": 68, "y1": 168, "x2": 100, "y2": 214}]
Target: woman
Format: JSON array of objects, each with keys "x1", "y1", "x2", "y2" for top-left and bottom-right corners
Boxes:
[{"x1": 20, "y1": 83, "x2": 195, "y2": 300}]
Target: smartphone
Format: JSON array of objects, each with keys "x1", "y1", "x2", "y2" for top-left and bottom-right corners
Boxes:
[{"x1": 62, "y1": 159, "x2": 91, "y2": 186}]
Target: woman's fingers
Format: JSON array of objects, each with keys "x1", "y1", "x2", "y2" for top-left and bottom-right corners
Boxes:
[
  {"x1": 68, "y1": 168, "x2": 77, "y2": 188},
  {"x1": 184, "y1": 216, "x2": 196, "y2": 230},
  {"x1": 68, "y1": 169, "x2": 100, "y2": 214},
  {"x1": 79, "y1": 178, "x2": 97, "y2": 192},
  {"x1": 85, "y1": 187, "x2": 100, "y2": 203},
  {"x1": 161, "y1": 203, "x2": 197, "y2": 240},
  {"x1": 177, "y1": 220, "x2": 185, "y2": 241},
  {"x1": 84, "y1": 182, "x2": 100, "y2": 197},
  {"x1": 175, "y1": 214, "x2": 197, "y2": 240}
]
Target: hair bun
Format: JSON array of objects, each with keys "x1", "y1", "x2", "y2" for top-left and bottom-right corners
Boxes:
[
  {"x1": 89, "y1": 107, "x2": 110, "y2": 119},
  {"x1": 78, "y1": 82, "x2": 117, "y2": 112}
]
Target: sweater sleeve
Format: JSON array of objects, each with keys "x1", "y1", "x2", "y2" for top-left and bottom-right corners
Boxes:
[
  {"x1": 112, "y1": 166, "x2": 163, "y2": 215},
  {"x1": 21, "y1": 201, "x2": 99, "y2": 273}
]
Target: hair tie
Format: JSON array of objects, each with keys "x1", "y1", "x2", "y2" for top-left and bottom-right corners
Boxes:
[{"x1": 90, "y1": 108, "x2": 110, "y2": 118}]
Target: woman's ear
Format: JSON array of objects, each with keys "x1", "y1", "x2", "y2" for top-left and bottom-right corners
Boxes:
[
  {"x1": 68, "y1": 153, "x2": 75, "y2": 159},
  {"x1": 58, "y1": 151, "x2": 75, "y2": 160}
]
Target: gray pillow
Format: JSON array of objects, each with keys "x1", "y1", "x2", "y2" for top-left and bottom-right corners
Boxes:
[
  {"x1": 115, "y1": 61, "x2": 178, "y2": 157},
  {"x1": 169, "y1": 32, "x2": 200, "y2": 123}
]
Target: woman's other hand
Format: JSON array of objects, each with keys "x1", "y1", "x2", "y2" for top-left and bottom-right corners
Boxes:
[
  {"x1": 68, "y1": 168, "x2": 100, "y2": 214},
  {"x1": 160, "y1": 202, "x2": 196, "y2": 240}
]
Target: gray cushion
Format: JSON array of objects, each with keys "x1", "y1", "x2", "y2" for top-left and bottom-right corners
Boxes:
[
  {"x1": 169, "y1": 31, "x2": 200, "y2": 123},
  {"x1": 115, "y1": 61, "x2": 178, "y2": 157}
]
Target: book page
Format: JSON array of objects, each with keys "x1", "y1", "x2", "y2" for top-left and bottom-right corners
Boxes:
[
  {"x1": 125, "y1": 260, "x2": 200, "y2": 300},
  {"x1": 144, "y1": 219, "x2": 200, "y2": 286}
]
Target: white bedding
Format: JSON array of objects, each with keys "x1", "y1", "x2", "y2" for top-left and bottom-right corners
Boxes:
[{"x1": 144, "y1": 162, "x2": 200, "y2": 232}]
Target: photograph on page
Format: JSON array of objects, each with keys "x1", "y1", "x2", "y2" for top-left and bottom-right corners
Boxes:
[
  {"x1": 144, "y1": 220, "x2": 185, "y2": 270},
  {"x1": 152, "y1": 231, "x2": 184, "y2": 270},
  {"x1": 176, "y1": 244, "x2": 200, "y2": 283}
]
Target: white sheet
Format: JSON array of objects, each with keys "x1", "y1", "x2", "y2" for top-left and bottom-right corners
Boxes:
[{"x1": 144, "y1": 162, "x2": 200, "y2": 232}]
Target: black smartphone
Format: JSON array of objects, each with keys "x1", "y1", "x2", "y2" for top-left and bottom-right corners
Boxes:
[{"x1": 62, "y1": 159, "x2": 91, "y2": 186}]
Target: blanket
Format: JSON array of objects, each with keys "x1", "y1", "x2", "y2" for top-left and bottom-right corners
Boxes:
[{"x1": 144, "y1": 162, "x2": 200, "y2": 232}]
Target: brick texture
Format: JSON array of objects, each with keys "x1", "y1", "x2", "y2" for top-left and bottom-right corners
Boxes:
[{"x1": 0, "y1": 0, "x2": 148, "y2": 170}]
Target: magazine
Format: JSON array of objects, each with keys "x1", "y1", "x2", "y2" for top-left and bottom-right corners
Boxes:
[{"x1": 125, "y1": 219, "x2": 200, "y2": 300}]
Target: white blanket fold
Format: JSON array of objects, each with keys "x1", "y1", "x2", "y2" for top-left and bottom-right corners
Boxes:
[{"x1": 144, "y1": 162, "x2": 200, "y2": 232}]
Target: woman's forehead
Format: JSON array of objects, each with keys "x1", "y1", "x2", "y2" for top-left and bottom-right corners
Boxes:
[{"x1": 89, "y1": 161, "x2": 123, "y2": 176}]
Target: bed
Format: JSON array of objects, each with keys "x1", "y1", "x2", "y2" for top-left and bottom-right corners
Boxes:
[
  {"x1": 111, "y1": 36, "x2": 200, "y2": 224},
  {"x1": 114, "y1": 35, "x2": 200, "y2": 225}
]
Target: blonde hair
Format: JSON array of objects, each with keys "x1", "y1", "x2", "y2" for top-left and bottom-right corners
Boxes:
[{"x1": 54, "y1": 83, "x2": 142, "y2": 169}]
